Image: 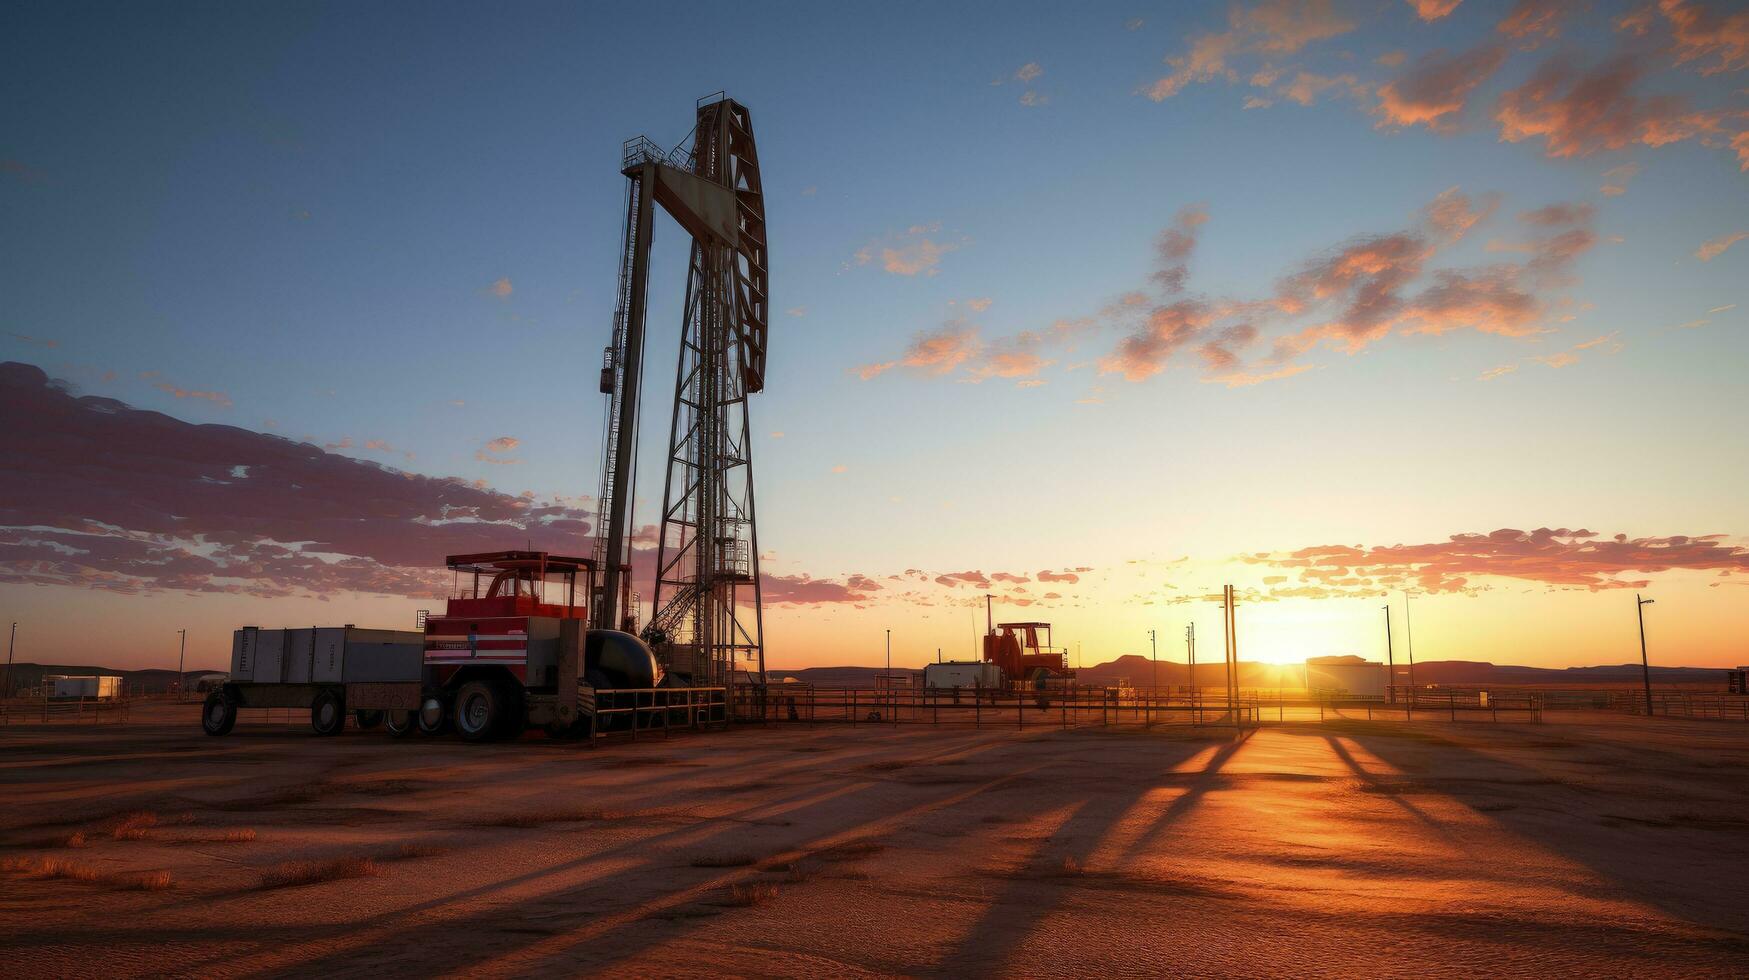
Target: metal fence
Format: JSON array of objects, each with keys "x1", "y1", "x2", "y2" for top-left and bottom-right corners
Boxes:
[{"x1": 0, "y1": 695, "x2": 134, "y2": 725}]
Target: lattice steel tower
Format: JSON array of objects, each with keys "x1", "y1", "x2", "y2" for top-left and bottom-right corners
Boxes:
[{"x1": 594, "y1": 95, "x2": 768, "y2": 688}]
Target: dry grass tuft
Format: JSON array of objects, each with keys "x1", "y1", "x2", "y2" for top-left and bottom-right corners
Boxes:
[
  {"x1": 2, "y1": 856, "x2": 173, "y2": 891},
  {"x1": 724, "y1": 881, "x2": 779, "y2": 907},
  {"x1": 1059, "y1": 855, "x2": 1083, "y2": 876},
  {"x1": 691, "y1": 854, "x2": 757, "y2": 868},
  {"x1": 109, "y1": 811, "x2": 158, "y2": 841},
  {"x1": 258, "y1": 856, "x2": 379, "y2": 890},
  {"x1": 112, "y1": 870, "x2": 174, "y2": 891}
]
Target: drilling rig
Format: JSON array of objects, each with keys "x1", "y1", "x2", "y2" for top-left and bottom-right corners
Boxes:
[{"x1": 594, "y1": 94, "x2": 769, "y2": 689}]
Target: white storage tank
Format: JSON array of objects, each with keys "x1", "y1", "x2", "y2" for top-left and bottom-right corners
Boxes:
[{"x1": 924, "y1": 661, "x2": 1003, "y2": 690}]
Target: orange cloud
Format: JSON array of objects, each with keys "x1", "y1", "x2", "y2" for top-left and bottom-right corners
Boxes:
[
  {"x1": 1099, "y1": 300, "x2": 1215, "y2": 381},
  {"x1": 1497, "y1": 0, "x2": 1567, "y2": 44},
  {"x1": 1423, "y1": 186, "x2": 1501, "y2": 242},
  {"x1": 1599, "y1": 162, "x2": 1641, "y2": 196},
  {"x1": 1694, "y1": 231, "x2": 1746, "y2": 261},
  {"x1": 855, "y1": 321, "x2": 981, "y2": 380},
  {"x1": 1146, "y1": 0, "x2": 1355, "y2": 101},
  {"x1": 1407, "y1": 0, "x2": 1462, "y2": 21},
  {"x1": 476, "y1": 435, "x2": 521, "y2": 465},
  {"x1": 488, "y1": 277, "x2": 513, "y2": 298},
  {"x1": 1374, "y1": 43, "x2": 1508, "y2": 132},
  {"x1": 1251, "y1": 527, "x2": 1749, "y2": 593},
  {"x1": 1656, "y1": 0, "x2": 1749, "y2": 75},
  {"x1": 1151, "y1": 205, "x2": 1209, "y2": 294},
  {"x1": 153, "y1": 383, "x2": 233, "y2": 409},
  {"x1": 1496, "y1": 53, "x2": 1730, "y2": 161},
  {"x1": 853, "y1": 223, "x2": 964, "y2": 278}
]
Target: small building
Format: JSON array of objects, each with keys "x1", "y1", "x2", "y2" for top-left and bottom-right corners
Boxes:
[
  {"x1": 1304, "y1": 656, "x2": 1386, "y2": 699},
  {"x1": 1729, "y1": 667, "x2": 1747, "y2": 696}
]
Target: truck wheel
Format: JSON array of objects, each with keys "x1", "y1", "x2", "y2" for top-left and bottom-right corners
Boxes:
[
  {"x1": 385, "y1": 710, "x2": 417, "y2": 738},
  {"x1": 354, "y1": 709, "x2": 384, "y2": 730},
  {"x1": 453, "y1": 680, "x2": 502, "y2": 742},
  {"x1": 201, "y1": 691, "x2": 237, "y2": 736},
  {"x1": 417, "y1": 696, "x2": 449, "y2": 735},
  {"x1": 311, "y1": 690, "x2": 346, "y2": 736}
]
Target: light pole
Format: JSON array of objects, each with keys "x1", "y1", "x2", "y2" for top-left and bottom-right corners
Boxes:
[
  {"x1": 1636, "y1": 594, "x2": 1655, "y2": 716},
  {"x1": 176, "y1": 629, "x2": 187, "y2": 700},
  {"x1": 1148, "y1": 629, "x2": 1158, "y2": 690},
  {"x1": 885, "y1": 628, "x2": 891, "y2": 676},
  {"x1": 1185, "y1": 623, "x2": 1197, "y2": 723},
  {"x1": 5, "y1": 622, "x2": 15, "y2": 699},
  {"x1": 1402, "y1": 591, "x2": 1417, "y2": 693},
  {"x1": 1382, "y1": 605, "x2": 1395, "y2": 704}
]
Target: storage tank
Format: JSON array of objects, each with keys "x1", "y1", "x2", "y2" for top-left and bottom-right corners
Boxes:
[{"x1": 924, "y1": 661, "x2": 1003, "y2": 690}]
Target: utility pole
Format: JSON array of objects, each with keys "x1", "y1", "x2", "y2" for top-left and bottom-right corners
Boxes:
[
  {"x1": 176, "y1": 629, "x2": 187, "y2": 701},
  {"x1": 1636, "y1": 594, "x2": 1655, "y2": 717},
  {"x1": 1382, "y1": 605, "x2": 1395, "y2": 704},
  {"x1": 1226, "y1": 585, "x2": 1240, "y2": 727},
  {"x1": 1402, "y1": 591, "x2": 1417, "y2": 693},
  {"x1": 4, "y1": 622, "x2": 15, "y2": 699},
  {"x1": 1149, "y1": 629, "x2": 1158, "y2": 690},
  {"x1": 885, "y1": 628, "x2": 891, "y2": 675},
  {"x1": 1185, "y1": 622, "x2": 1197, "y2": 724}
]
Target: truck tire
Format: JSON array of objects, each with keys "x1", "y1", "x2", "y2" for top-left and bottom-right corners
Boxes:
[
  {"x1": 201, "y1": 691, "x2": 237, "y2": 736},
  {"x1": 385, "y1": 710, "x2": 417, "y2": 738},
  {"x1": 453, "y1": 680, "x2": 502, "y2": 742},
  {"x1": 354, "y1": 709, "x2": 384, "y2": 730},
  {"x1": 417, "y1": 695, "x2": 449, "y2": 736},
  {"x1": 311, "y1": 690, "x2": 346, "y2": 736}
]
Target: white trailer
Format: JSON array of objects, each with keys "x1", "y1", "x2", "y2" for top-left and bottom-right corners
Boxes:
[
  {"x1": 204, "y1": 626, "x2": 425, "y2": 736},
  {"x1": 49, "y1": 675, "x2": 122, "y2": 700},
  {"x1": 924, "y1": 661, "x2": 1003, "y2": 690}
]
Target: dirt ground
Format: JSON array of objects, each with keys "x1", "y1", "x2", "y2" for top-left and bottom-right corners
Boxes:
[{"x1": 2, "y1": 704, "x2": 1747, "y2": 977}]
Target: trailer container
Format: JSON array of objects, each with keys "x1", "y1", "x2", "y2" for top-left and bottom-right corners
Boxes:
[{"x1": 204, "y1": 626, "x2": 425, "y2": 736}]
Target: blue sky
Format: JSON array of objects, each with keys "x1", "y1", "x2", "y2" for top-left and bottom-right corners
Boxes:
[{"x1": 3, "y1": 0, "x2": 1747, "y2": 668}]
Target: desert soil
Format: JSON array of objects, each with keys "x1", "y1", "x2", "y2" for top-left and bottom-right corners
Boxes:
[{"x1": 2, "y1": 704, "x2": 1747, "y2": 977}]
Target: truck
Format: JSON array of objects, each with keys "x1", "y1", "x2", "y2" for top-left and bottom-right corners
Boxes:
[{"x1": 202, "y1": 550, "x2": 725, "y2": 741}]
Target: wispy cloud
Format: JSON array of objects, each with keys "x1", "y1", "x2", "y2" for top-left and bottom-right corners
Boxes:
[
  {"x1": 1145, "y1": 0, "x2": 1356, "y2": 102},
  {"x1": 1695, "y1": 231, "x2": 1746, "y2": 261},
  {"x1": 476, "y1": 435, "x2": 521, "y2": 464}
]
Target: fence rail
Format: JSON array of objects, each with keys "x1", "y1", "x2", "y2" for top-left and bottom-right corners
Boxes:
[
  {"x1": 0, "y1": 695, "x2": 134, "y2": 725},
  {"x1": 730, "y1": 686, "x2": 1545, "y2": 729}
]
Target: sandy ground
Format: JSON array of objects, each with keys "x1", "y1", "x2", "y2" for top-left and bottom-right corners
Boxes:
[{"x1": 2, "y1": 705, "x2": 1747, "y2": 977}]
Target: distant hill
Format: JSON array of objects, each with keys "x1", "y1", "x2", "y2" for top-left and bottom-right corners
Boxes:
[{"x1": 1, "y1": 663, "x2": 224, "y2": 696}]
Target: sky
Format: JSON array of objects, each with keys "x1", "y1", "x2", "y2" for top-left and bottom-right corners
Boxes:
[{"x1": 3, "y1": 0, "x2": 1747, "y2": 673}]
